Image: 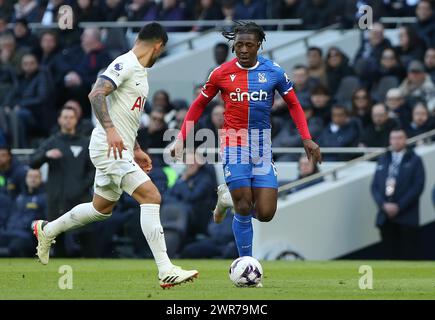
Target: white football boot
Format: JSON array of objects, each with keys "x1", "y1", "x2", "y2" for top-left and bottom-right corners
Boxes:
[
  {"x1": 213, "y1": 183, "x2": 234, "y2": 224},
  {"x1": 159, "y1": 265, "x2": 199, "y2": 289},
  {"x1": 31, "y1": 220, "x2": 55, "y2": 265}
]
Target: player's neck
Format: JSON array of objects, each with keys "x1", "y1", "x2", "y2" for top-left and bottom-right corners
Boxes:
[{"x1": 132, "y1": 44, "x2": 153, "y2": 68}]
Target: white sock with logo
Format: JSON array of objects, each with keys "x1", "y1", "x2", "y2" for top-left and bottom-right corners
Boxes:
[
  {"x1": 140, "y1": 204, "x2": 173, "y2": 276},
  {"x1": 43, "y1": 202, "x2": 111, "y2": 238}
]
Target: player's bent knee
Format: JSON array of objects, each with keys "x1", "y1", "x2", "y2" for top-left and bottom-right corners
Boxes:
[
  {"x1": 132, "y1": 181, "x2": 161, "y2": 205},
  {"x1": 256, "y1": 208, "x2": 276, "y2": 222},
  {"x1": 234, "y1": 200, "x2": 252, "y2": 215}
]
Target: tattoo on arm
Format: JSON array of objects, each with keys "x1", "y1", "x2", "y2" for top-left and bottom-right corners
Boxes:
[{"x1": 88, "y1": 78, "x2": 116, "y2": 131}]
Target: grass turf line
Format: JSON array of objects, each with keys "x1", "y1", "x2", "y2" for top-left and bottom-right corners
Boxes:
[{"x1": 0, "y1": 259, "x2": 434, "y2": 300}]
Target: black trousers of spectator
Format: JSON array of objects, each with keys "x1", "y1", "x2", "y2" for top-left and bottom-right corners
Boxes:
[{"x1": 379, "y1": 222, "x2": 420, "y2": 260}]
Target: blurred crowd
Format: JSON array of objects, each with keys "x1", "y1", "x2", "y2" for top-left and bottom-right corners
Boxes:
[{"x1": 0, "y1": 0, "x2": 435, "y2": 259}]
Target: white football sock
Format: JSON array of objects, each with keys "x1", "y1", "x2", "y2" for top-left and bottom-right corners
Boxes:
[
  {"x1": 140, "y1": 204, "x2": 173, "y2": 276},
  {"x1": 44, "y1": 202, "x2": 111, "y2": 238}
]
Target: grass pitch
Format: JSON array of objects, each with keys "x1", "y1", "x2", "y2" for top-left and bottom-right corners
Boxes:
[{"x1": 0, "y1": 259, "x2": 434, "y2": 300}]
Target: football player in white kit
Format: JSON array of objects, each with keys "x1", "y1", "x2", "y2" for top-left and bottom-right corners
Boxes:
[{"x1": 31, "y1": 23, "x2": 198, "y2": 289}]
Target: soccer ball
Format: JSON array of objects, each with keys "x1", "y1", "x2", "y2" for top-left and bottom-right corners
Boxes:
[{"x1": 229, "y1": 256, "x2": 263, "y2": 287}]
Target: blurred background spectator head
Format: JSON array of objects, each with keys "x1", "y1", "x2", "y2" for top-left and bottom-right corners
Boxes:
[
  {"x1": 0, "y1": 33, "x2": 16, "y2": 54},
  {"x1": 331, "y1": 105, "x2": 349, "y2": 127},
  {"x1": 0, "y1": 145, "x2": 11, "y2": 171},
  {"x1": 425, "y1": 47, "x2": 435, "y2": 69},
  {"x1": 307, "y1": 46, "x2": 323, "y2": 68},
  {"x1": 211, "y1": 103, "x2": 224, "y2": 129},
  {"x1": 352, "y1": 88, "x2": 372, "y2": 115},
  {"x1": 0, "y1": 14, "x2": 7, "y2": 33},
  {"x1": 326, "y1": 47, "x2": 344, "y2": 68},
  {"x1": 162, "y1": 0, "x2": 178, "y2": 11},
  {"x1": 63, "y1": 100, "x2": 83, "y2": 121},
  {"x1": 398, "y1": 25, "x2": 421, "y2": 51},
  {"x1": 389, "y1": 128, "x2": 408, "y2": 152},
  {"x1": 25, "y1": 168, "x2": 42, "y2": 191},
  {"x1": 415, "y1": 0, "x2": 433, "y2": 22},
  {"x1": 13, "y1": 18, "x2": 29, "y2": 39},
  {"x1": 369, "y1": 22, "x2": 385, "y2": 47},
  {"x1": 40, "y1": 30, "x2": 58, "y2": 55},
  {"x1": 298, "y1": 154, "x2": 319, "y2": 178},
  {"x1": 385, "y1": 88, "x2": 405, "y2": 111},
  {"x1": 292, "y1": 64, "x2": 309, "y2": 88},
  {"x1": 407, "y1": 60, "x2": 426, "y2": 85},
  {"x1": 58, "y1": 105, "x2": 78, "y2": 134},
  {"x1": 412, "y1": 101, "x2": 429, "y2": 127},
  {"x1": 371, "y1": 103, "x2": 389, "y2": 127},
  {"x1": 214, "y1": 42, "x2": 229, "y2": 66},
  {"x1": 222, "y1": 0, "x2": 236, "y2": 20},
  {"x1": 152, "y1": 89, "x2": 172, "y2": 112},
  {"x1": 80, "y1": 27, "x2": 102, "y2": 53},
  {"x1": 21, "y1": 53, "x2": 38, "y2": 77},
  {"x1": 302, "y1": 103, "x2": 314, "y2": 119},
  {"x1": 148, "y1": 107, "x2": 166, "y2": 134},
  {"x1": 380, "y1": 47, "x2": 400, "y2": 70},
  {"x1": 310, "y1": 85, "x2": 330, "y2": 109}
]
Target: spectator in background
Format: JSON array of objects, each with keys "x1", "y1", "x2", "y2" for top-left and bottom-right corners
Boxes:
[
  {"x1": 51, "y1": 100, "x2": 94, "y2": 137},
  {"x1": 396, "y1": 26, "x2": 425, "y2": 68},
  {"x1": 382, "y1": 0, "x2": 417, "y2": 17},
  {"x1": 8, "y1": 53, "x2": 52, "y2": 147},
  {"x1": 144, "y1": 0, "x2": 186, "y2": 32},
  {"x1": 299, "y1": 0, "x2": 337, "y2": 30},
  {"x1": 360, "y1": 103, "x2": 398, "y2": 147},
  {"x1": 0, "y1": 146, "x2": 27, "y2": 200},
  {"x1": 0, "y1": 1, "x2": 13, "y2": 21},
  {"x1": 325, "y1": 47, "x2": 354, "y2": 96},
  {"x1": 127, "y1": 0, "x2": 156, "y2": 22},
  {"x1": 318, "y1": 105, "x2": 360, "y2": 161},
  {"x1": 0, "y1": 169, "x2": 46, "y2": 257},
  {"x1": 221, "y1": 0, "x2": 236, "y2": 23},
  {"x1": 0, "y1": 33, "x2": 27, "y2": 74},
  {"x1": 13, "y1": 19, "x2": 39, "y2": 53},
  {"x1": 413, "y1": 0, "x2": 435, "y2": 48},
  {"x1": 206, "y1": 42, "x2": 229, "y2": 78},
  {"x1": 11, "y1": 0, "x2": 40, "y2": 23},
  {"x1": 151, "y1": 89, "x2": 175, "y2": 123},
  {"x1": 178, "y1": 210, "x2": 237, "y2": 259},
  {"x1": 273, "y1": 104, "x2": 323, "y2": 162},
  {"x1": 166, "y1": 151, "x2": 217, "y2": 240},
  {"x1": 102, "y1": 0, "x2": 127, "y2": 22},
  {"x1": 0, "y1": 64, "x2": 18, "y2": 126},
  {"x1": 406, "y1": 101, "x2": 435, "y2": 138},
  {"x1": 280, "y1": 154, "x2": 324, "y2": 195},
  {"x1": 309, "y1": 85, "x2": 332, "y2": 125},
  {"x1": 291, "y1": 64, "x2": 319, "y2": 106},
  {"x1": 202, "y1": 103, "x2": 224, "y2": 148},
  {"x1": 399, "y1": 60, "x2": 435, "y2": 112},
  {"x1": 351, "y1": 88, "x2": 373, "y2": 131},
  {"x1": 371, "y1": 128, "x2": 425, "y2": 260},
  {"x1": 306, "y1": 46, "x2": 326, "y2": 86},
  {"x1": 192, "y1": 0, "x2": 223, "y2": 31},
  {"x1": 137, "y1": 107, "x2": 169, "y2": 165},
  {"x1": 29, "y1": 106, "x2": 94, "y2": 257},
  {"x1": 0, "y1": 14, "x2": 9, "y2": 35},
  {"x1": 61, "y1": 28, "x2": 111, "y2": 117},
  {"x1": 355, "y1": 22, "x2": 391, "y2": 68},
  {"x1": 372, "y1": 47, "x2": 406, "y2": 84},
  {"x1": 276, "y1": 0, "x2": 302, "y2": 27},
  {"x1": 424, "y1": 47, "x2": 435, "y2": 83},
  {"x1": 385, "y1": 88, "x2": 412, "y2": 126},
  {"x1": 35, "y1": 30, "x2": 62, "y2": 83},
  {"x1": 234, "y1": 0, "x2": 266, "y2": 20},
  {"x1": 74, "y1": 0, "x2": 103, "y2": 22}
]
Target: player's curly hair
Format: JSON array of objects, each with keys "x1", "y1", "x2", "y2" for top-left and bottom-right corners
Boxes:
[{"x1": 222, "y1": 21, "x2": 266, "y2": 52}]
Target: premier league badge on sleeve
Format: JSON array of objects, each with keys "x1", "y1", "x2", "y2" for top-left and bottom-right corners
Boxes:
[{"x1": 114, "y1": 63, "x2": 123, "y2": 71}]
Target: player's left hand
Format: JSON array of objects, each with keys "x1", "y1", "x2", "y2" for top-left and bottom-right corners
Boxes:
[
  {"x1": 134, "y1": 148, "x2": 152, "y2": 173},
  {"x1": 303, "y1": 139, "x2": 322, "y2": 165}
]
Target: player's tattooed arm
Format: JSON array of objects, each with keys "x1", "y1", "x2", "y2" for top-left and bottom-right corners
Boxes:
[{"x1": 88, "y1": 77, "x2": 116, "y2": 131}]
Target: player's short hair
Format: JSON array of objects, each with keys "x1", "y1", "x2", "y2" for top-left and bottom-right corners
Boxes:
[
  {"x1": 137, "y1": 22, "x2": 168, "y2": 45},
  {"x1": 222, "y1": 21, "x2": 266, "y2": 52}
]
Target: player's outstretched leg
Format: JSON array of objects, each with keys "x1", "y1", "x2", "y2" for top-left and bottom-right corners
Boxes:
[
  {"x1": 31, "y1": 196, "x2": 114, "y2": 265},
  {"x1": 213, "y1": 183, "x2": 234, "y2": 223},
  {"x1": 132, "y1": 181, "x2": 198, "y2": 289}
]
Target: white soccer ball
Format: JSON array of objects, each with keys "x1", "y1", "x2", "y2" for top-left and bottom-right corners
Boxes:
[{"x1": 229, "y1": 256, "x2": 263, "y2": 287}]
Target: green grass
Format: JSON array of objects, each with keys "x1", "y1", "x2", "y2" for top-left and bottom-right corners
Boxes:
[{"x1": 0, "y1": 259, "x2": 435, "y2": 300}]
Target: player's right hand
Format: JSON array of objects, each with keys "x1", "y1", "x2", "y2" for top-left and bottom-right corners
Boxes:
[
  {"x1": 106, "y1": 127, "x2": 127, "y2": 160},
  {"x1": 169, "y1": 138, "x2": 184, "y2": 161}
]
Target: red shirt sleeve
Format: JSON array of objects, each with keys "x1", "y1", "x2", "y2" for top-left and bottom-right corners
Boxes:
[
  {"x1": 282, "y1": 89, "x2": 312, "y2": 140},
  {"x1": 177, "y1": 67, "x2": 220, "y2": 140}
]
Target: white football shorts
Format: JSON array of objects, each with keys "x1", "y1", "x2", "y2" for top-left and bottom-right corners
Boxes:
[{"x1": 89, "y1": 149, "x2": 150, "y2": 202}]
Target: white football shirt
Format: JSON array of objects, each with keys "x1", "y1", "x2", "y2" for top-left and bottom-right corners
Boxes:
[{"x1": 89, "y1": 50, "x2": 149, "y2": 153}]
